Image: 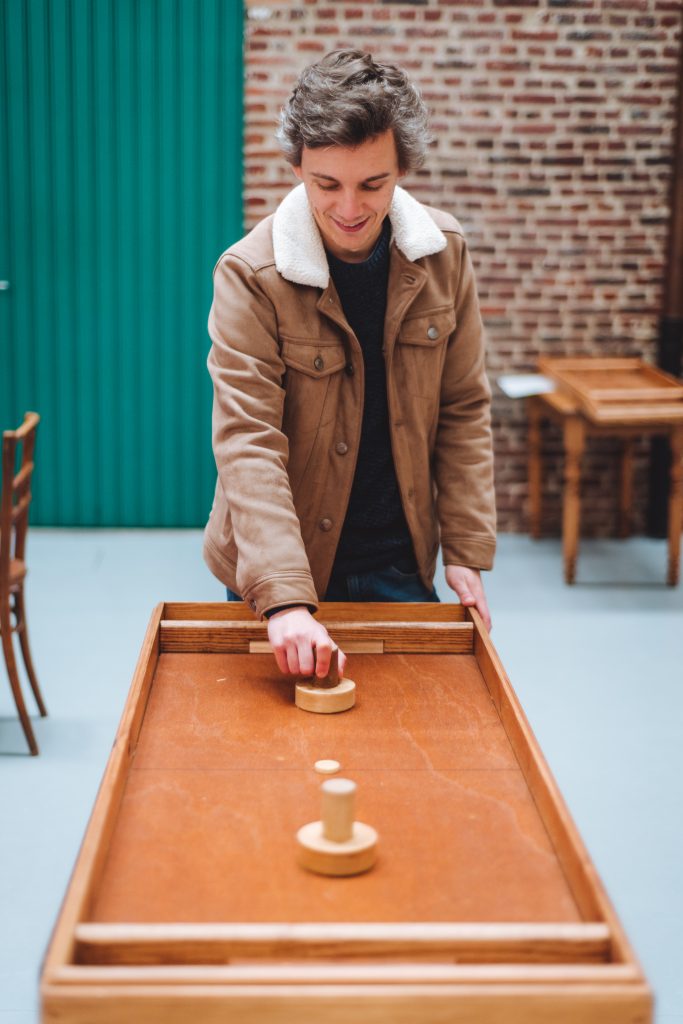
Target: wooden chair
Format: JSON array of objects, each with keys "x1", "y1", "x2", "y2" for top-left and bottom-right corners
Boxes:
[{"x1": 1, "y1": 412, "x2": 47, "y2": 755}]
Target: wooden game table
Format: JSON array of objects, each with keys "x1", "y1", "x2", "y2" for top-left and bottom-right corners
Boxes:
[
  {"x1": 41, "y1": 602, "x2": 651, "y2": 1023},
  {"x1": 528, "y1": 356, "x2": 683, "y2": 585}
]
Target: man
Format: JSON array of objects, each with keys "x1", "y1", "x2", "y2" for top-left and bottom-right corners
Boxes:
[{"x1": 204, "y1": 50, "x2": 496, "y2": 680}]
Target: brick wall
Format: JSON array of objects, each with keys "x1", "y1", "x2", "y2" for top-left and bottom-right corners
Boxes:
[{"x1": 244, "y1": 0, "x2": 682, "y2": 536}]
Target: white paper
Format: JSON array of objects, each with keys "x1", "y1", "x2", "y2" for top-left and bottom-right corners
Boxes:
[{"x1": 496, "y1": 374, "x2": 556, "y2": 399}]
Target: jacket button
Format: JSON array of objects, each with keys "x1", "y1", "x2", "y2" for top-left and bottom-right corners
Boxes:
[
  {"x1": 314, "y1": 355, "x2": 324, "y2": 370},
  {"x1": 319, "y1": 518, "x2": 333, "y2": 532},
  {"x1": 345, "y1": 362, "x2": 354, "y2": 376},
  {"x1": 335, "y1": 442, "x2": 348, "y2": 455},
  {"x1": 427, "y1": 325, "x2": 439, "y2": 340}
]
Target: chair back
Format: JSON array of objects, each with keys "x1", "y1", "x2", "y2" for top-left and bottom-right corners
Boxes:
[{"x1": 1, "y1": 412, "x2": 40, "y2": 590}]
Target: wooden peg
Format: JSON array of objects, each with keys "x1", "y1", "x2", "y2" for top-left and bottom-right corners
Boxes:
[
  {"x1": 322, "y1": 777, "x2": 355, "y2": 842},
  {"x1": 303, "y1": 646, "x2": 338, "y2": 689},
  {"x1": 296, "y1": 778, "x2": 378, "y2": 877}
]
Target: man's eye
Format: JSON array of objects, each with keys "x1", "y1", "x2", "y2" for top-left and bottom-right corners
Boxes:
[
  {"x1": 318, "y1": 184, "x2": 338, "y2": 192},
  {"x1": 362, "y1": 184, "x2": 381, "y2": 192}
]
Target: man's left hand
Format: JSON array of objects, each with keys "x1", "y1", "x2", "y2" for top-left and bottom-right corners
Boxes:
[{"x1": 444, "y1": 565, "x2": 491, "y2": 632}]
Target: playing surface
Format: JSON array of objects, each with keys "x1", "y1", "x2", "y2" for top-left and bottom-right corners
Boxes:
[{"x1": 89, "y1": 653, "x2": 580, "y2": 925}]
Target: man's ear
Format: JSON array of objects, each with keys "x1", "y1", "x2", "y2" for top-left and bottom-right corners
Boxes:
[{"x1": 292, "y1": 165, "x2": 303, "y2": 181}]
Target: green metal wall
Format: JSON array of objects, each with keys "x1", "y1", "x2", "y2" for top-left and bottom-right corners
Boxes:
[{"x1": 1, "y1": 0, "x2": 243, "y2": 525}]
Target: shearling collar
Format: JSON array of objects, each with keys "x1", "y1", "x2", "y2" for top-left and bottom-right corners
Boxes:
[{"x1": 272, "y1": 182, "x2": 447, "y2": 289}]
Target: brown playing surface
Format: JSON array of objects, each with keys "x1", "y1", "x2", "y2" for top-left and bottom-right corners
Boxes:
[{"x1": 89, "y1": 653, "x2": 581, "y2": 925}]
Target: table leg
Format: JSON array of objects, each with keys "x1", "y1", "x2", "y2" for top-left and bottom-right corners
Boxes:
[
  {"x1": 527, "y1": 397, "x2": 543, "y2": 539},
  {"x1": 562, "y1": 416, "x2": 585, "y2": 584},
  {"x1": 667, "y1": 426, "x2": 683, "y2": 586},
  {"x1": 618, "y1": 439, "x2": 635, "y2": 538}
]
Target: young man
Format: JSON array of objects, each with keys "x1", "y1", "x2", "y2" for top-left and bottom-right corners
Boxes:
[{"x1": 204, "y1": 50, "x2": 496, "y2": 679}]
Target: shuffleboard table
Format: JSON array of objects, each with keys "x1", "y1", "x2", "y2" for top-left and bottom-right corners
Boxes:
[{"x1": 41, "y1": 603, "x2": 652, "y2": 1023}]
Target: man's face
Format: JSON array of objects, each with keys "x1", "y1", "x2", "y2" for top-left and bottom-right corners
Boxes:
[{"x1": 293, "y1": 130, "x2": 404, "y2": 264}]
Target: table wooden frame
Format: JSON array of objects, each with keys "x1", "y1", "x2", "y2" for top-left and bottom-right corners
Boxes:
[
  {"x1": 41, "y1": 602, "x2": 652, "y2": 1023},
  {"x1": 528, "y1": 389, "x2": 683, "y2": 585}
]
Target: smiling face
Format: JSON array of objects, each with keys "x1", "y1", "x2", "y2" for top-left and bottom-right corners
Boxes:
[{"x1": 293, "y1": 130, "x2": 404, "y2": 263}]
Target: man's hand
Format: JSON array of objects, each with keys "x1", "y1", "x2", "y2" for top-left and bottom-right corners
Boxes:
[
  {"x1": 267, "y1": 606, "x2": 347, "y2": 678},
  {"x1": 444, "y1": 565, "x2": 492, "y2": 632}
]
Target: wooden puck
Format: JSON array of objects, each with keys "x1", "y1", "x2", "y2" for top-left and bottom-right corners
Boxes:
[
  {"x1": 297, "y1": 779, "x2": 377, "y2": 877},
  {"x1": 297, "y1": 820, "x2": 378, "y2": 876},
  {"x1": 295, "y1": 677, "x2": 355, "y2": 714}
]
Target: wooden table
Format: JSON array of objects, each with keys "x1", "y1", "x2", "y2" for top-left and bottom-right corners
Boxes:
[
  {"x1": 41, "y1": 602, "x2": 651, "y2": 1023},
  {"x1": 528, "y1": 357, "x2": 683, "y2": 584}
]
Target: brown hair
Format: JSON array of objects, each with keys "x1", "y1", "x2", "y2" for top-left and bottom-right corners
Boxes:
[{"x1": 276, "y1": 50, "x2": 430, "y2": 173}]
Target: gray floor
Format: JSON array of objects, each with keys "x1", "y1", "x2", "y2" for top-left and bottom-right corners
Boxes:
[{"x1": 1, "y1": 529, "x2": 682, "y2": 1022}]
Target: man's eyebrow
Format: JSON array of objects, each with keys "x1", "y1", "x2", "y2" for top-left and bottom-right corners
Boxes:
[{"x1": 310, "y1": 172, "x2": 392, "y2": 184}]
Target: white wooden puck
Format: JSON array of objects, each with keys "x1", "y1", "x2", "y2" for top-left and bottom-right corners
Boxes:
[{"x1": 314, "y1": 759, "x2": 341, "y2": 775}]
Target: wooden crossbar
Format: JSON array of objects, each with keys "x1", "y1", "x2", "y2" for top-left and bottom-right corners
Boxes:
[
  {"x1": 74, "y1": 922, "x2": 612, "y2": 967},
  {"x1": 159, "y1": 620, "x2": 474, "y2": 654}
]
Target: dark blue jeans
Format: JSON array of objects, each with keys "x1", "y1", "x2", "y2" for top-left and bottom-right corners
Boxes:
[{"x1": 226, "y1": 562, "x2": 439, "y2": 604}]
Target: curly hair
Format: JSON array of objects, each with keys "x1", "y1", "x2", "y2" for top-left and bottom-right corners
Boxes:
[{"x1": 276, "y1": 50, "x2": 430, "y2": 173}]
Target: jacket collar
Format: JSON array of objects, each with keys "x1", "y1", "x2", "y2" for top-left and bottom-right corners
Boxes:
[{"x1": 272, "y1": 183, "x2": 447, "y2": 289}]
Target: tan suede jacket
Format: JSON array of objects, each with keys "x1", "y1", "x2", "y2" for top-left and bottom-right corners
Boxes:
[{"x1": 204, "y1": 184, "x2": 496, "y2": 618}]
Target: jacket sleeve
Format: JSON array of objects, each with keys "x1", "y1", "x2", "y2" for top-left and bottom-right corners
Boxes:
[
  {"x1": 433, "y1": 239, "x2": 497, "y2": 570},
  {"x1": 207, "y1": 252, "x2": 319, "y2": 617}
]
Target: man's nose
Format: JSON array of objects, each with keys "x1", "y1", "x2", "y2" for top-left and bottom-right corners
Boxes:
[{"x1": 336, "y1": 189, "x2": 362, "y2": 222}]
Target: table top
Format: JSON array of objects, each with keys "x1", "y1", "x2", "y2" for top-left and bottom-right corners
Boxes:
[
  {"x1": 90, "y1": 650, "x2": 579, "y2": 925},
  {"x1": 537, "y1": 356, "x2": 683, "y2": 425}
]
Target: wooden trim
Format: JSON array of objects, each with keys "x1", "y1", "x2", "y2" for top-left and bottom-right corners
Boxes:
[
  {"x1": 41, "y1": 605, "x2": 164, "y2": 982},
  {"x1": 586, "y1": 404, "x2": 683, "y2": 424},
  {"x1": 41, "y1": 981, "x2": 653, "y2": 1024},
  {"x1": 539, "y1": 358, "x2": 646, "y2": 371},
  {"x1": 162, "y1": 602, "x2": 469, "y2": 624},
  {"x1": 160, "y1": 621, "x2": 474, "y2": 655},
  {"x1": 73, "y1": 922, "x2": 612, "y2": 967},
  {"x1": 52, "y1": 962, "x2": 640, "y2": 986},
  {"x1": 249, "y1": 640, "x2": 385, "y2": 654}
]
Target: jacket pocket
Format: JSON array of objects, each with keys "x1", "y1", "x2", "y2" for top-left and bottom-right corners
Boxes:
[
  {"x1": 281, "y1": 340, "x2": 347, "y2": 448},
  {"x1": 281, "y1": 340, "x2": 347, "y2": 378},
  {"x1": 396, "y1": 310, "x2": 455, "y2": 397}
]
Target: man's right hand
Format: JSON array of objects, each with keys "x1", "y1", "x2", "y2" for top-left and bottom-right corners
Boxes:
[{"x1": 267, "y1": 606, "x2": 346, "y2": 679}]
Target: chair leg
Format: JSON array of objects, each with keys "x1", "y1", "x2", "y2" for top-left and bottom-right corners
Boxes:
[
  {"x1": 1, "y1": 606, "x2": 39, "y2": 755},
  {"x1": 13, "y1": 590, "x2": 47, "y2": 717}
]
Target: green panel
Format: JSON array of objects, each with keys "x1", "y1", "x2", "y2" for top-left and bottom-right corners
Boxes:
[{"x1": 0, "y1": 0, "x2": 243, "y2": 525}]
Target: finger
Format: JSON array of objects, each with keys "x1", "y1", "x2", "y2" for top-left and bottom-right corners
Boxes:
[
  {"x1": 314, "y1": 638, "x2": 332, "y2": 679},
  {"x1": 475, "y1": 595, "x2": 492, "y2": 633},
  {"x1": 285, "y1": 643, "x2": 301, "y2": 677},
  {"x1": 296, "y1": 640, "x2": 315, "y2": 678},
  {"x1": 271, "y1": 645, "x2": 290, "y2": 676},
  {"x1": 452, "y1": 579, "x2": 476, "y2": 606},
  {"x1": 337, "y1": 647, "x2": 347, "y2": 676}
]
